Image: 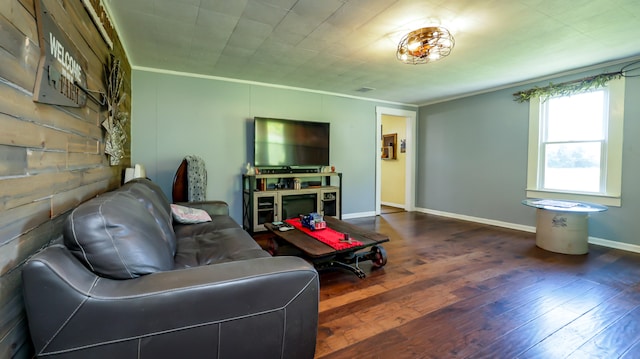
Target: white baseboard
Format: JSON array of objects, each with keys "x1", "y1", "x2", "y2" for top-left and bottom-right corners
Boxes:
[
  {"x1": 415, "y1": 207, "x2": 640, "y2": 254},
  {"x1": 342, "y1": 211, "x2": 377, "y2": 219},
  {"x1": 416, "y1": 207, "x2": 536, "y2": 233},
  {"x1": 588, "y1": 236, "x2": 640, "y2": 253}
]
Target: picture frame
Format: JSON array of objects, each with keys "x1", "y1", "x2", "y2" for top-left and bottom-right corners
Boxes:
[{"x1": 381, "y1": 133, "x2": 397, "y2": 160}]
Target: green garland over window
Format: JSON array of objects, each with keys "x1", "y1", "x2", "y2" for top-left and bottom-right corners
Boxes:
[{"x1": 513, "y1": 72, "x2": 622, "y2": 103}]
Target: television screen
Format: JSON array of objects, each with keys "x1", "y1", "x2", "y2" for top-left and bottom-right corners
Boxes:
[{"x1": 254, "y1": 117, "x2": 330, "y2": 167}]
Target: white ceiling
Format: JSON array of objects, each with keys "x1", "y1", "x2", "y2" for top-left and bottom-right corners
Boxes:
[{"x1": 103, "y1": 0, "x2": 640, "y2": 105}]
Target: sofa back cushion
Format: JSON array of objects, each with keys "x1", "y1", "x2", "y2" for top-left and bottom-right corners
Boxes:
[
  {"x1": 121, "y1": 179, "x2": 177, "y2": 255},
  {"x1": 63, "y1": 191, "x2": 174, "y2": 279}
]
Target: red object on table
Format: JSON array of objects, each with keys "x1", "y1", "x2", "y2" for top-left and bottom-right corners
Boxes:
[{"x1": 285, "y1": 218, "x2": 363, "y2": 250}]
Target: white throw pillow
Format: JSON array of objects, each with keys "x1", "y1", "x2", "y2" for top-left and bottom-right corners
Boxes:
[{"x1": 170, "y1": 204, "x2": 212, "y2": 224}]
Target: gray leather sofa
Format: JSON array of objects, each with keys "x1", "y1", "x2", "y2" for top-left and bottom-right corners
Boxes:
[{"x1": 22, "y1": 178, "x2": 318, "y2": 359}]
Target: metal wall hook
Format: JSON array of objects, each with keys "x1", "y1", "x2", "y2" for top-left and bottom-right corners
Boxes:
[{"x1": 74, "y1": 81, "x2": 106, "y2": 106}]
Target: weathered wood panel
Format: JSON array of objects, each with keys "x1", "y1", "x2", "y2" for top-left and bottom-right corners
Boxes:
[
  {"x1": 50, "y1": 179, "x2": 110, "y2": 217},
  {"x1": 0, "y1": 200, "x2": 51, "y2": 247},
  {"x1": 0, "y1": 145, "x2": 26, "y2": 176},
  {"x1": 0, "y1": 9, "x2": 40, "y2": 91},
  {"x1": 0, "y1": 84, "x2": 103, "y2": 140},
  {"x1": 0, "y1": 263, "x2": 23, "y2": 315},
  {"x1": 0, "y1": 316, "x2": 33, "y2": 358},
  {"x1": 26, "y1": 148, "x2": 104, "y2": 172},
  {"x1": 0, "y1": 162, "x2": 114, "y2": 212},
  {"x1": 0, "y1": 317, "x2": 30, "y2": 359},
  {"x1": 0, "y1": 0, "x2": 37, "y2": 39},
  {"x1": 0, "y1": 215, "x2": 64, "y2": 276},
  {"x1": 0, "y1": 0, "x2": 131, "y2": 357},
  {"x1": 0, "y1": 112, "x2": 100, "y2": 152},
  {"x1": 16, "y1": 0, "x2": 34, "y2": 18},
  {"x1": 0, "y1": 270, "x2": 29, "y2": 358}
]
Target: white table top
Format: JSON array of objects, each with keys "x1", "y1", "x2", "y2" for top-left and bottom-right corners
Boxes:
[{"x1": 522, "y1": 199, "x2": 608, "y2": 213}]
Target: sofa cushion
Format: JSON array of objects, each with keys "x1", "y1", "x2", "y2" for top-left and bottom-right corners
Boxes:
[
  {"x1": 122, "y1": 179, "x2": 177, "y2": 255},
  {"x1": 173, "y1": 219, "x2": 271, "y2": 269},
  {"x1": 64, "y1": 191, "x2": 174, "y2": 279}
]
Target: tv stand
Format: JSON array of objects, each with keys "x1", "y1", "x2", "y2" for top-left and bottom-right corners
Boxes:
[{"x1": 242, "y1": 172, "x2": 342, "y2": 233}]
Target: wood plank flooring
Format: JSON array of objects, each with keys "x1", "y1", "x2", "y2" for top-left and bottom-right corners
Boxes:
[
  {"x1": 381, "y1": 205, "x2": 405, "y2": 214},
  {"x1": 313, "y1": 211, "x2": 640, "y2": 359}
]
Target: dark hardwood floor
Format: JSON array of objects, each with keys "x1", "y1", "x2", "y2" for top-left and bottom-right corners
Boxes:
[
  {"x1": 314, "y1": 211, "x2": 640, "y2": 359},
  {"x1": 381, "y1": 205, "x2": 405, "y2": 214}
]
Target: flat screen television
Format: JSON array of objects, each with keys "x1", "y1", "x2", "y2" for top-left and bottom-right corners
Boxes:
[{"x1": 254, "y1": 117, "x2": 330, "y2": 167}]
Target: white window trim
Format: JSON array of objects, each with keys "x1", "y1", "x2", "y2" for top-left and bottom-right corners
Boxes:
[{"x1": 526, "y1": 77, "x2": 625, "y2": 207}]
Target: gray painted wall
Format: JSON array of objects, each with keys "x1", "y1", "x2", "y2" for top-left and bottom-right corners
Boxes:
[
  {"x1": 417, "y1": 62, "x2": 640, "y2": 247},
  {"x1": 131, "y1": 70, "x2": 414, "y2": 222}
]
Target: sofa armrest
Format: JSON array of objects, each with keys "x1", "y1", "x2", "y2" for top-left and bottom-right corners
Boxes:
[
  {"x1": 23, "y1": 245, "x2": 318, "y2": 359},
  {"x1": 175, "y1": 200, "x2": 229, "y2": 216}
]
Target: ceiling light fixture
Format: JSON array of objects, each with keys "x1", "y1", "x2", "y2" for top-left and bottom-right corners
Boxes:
[{"x1": 396, "y1": 26, "x2": 454, "y2": 64}]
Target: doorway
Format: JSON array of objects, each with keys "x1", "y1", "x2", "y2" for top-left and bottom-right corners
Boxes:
[{"x1": 375, "y1": 107, "x2": 417, "y2": 216}]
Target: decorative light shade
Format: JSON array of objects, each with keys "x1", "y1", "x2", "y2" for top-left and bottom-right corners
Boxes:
[{"x1": 396, "y1": 26, "x2": 455, "y2": 64}]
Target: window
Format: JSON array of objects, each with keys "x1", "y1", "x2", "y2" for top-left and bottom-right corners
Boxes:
[{"x1": 526, "y1": 77, "x2": 625, "y2": 206}]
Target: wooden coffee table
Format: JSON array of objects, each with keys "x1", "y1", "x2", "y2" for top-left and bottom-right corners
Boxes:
[{"x1": 264, "y1": 217, "x2": 389, "y2": 278}]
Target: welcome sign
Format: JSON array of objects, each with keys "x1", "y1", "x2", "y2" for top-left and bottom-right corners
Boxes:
[{"x1": 33, "y1": 0, "x2": 88, "y2": 107}]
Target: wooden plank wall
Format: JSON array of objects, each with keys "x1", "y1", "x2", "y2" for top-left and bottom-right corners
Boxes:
[{"x1": 0, "y1": 0, "x2": 130, "y2": 357}]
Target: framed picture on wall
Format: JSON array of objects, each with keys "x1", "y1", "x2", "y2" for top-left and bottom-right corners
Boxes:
[{"x1": 382, "y1": 133, "x2": 397, "y2": 160}]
